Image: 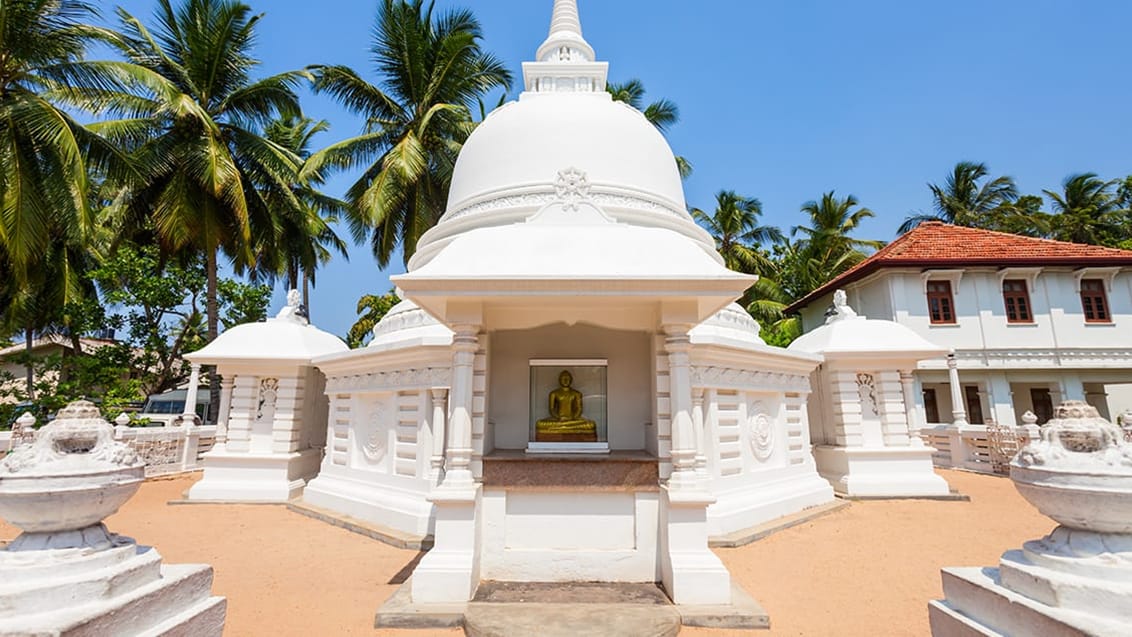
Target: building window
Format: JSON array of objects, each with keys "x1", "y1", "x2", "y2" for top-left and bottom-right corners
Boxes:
[
  {"x1": 926, "y1": 281, "x2": 956, "y2": 324},
  {"x1": 1002, "y1": 280, "x2": 1033, "y2": 323},
  {"x1": 1080, "y1": 279, "x2": 1110, "y2": 323}
]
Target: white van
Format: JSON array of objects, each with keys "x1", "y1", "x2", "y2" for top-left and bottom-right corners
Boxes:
[{"x1": 137, "y1": 389, "x2": 214, "y2": 426}]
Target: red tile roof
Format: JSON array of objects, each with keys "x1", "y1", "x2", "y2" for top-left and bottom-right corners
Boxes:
[{"x1": 786, "y1": 222, "x2": 1132, "y2": 313}]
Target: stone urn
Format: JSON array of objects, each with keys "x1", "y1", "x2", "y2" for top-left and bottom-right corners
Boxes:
[
  {"x1": 1010, "y1": 401, "x2": 1132, "y2": 533},
  {"x1": 0, "y1": 400, "x2": 144, "y2": 551}
]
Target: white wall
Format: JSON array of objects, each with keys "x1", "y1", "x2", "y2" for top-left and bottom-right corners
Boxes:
[{"x1": 489, "y1": 324, "x2": 652, "y2": 450}]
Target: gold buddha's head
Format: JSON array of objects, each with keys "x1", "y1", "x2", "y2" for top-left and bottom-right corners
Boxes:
[{"x1": 557, "y1": 370, "x2": 573, "y2": 388}]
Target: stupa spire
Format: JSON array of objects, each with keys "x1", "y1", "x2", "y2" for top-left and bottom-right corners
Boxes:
[
  {"x1": 548, "y1": 0, "x2": 583, "y2": 41},
  {"x1": 525, "y1": 0, "x2": 607, "y2": 93}
]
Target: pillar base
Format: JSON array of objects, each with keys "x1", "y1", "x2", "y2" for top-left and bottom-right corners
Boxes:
[
  {"x1": 410, "y1": 485, "x2": 481, "y2": 604},
  {"x1": 187, "y1": 448, "x2": 320, "y2": 502},
  {"x1": 814, "y1": 445, "x2": 951, "y2": 497},
  {"x1": 660, "y1": 485, "x2": 731, "y2": 606}
]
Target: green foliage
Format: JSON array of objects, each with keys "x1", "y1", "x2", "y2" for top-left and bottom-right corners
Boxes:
[
  {"x1": 306, "y1": 0, "x2": 512, "y2": 267},
  {"x1": 900, "y1": 161, "x2": 1019, "y2": 233},
  {"x1": 348, "y1": 291, "x2": 400, "y2": 348},
  {"x1": 217, "y1": 279, "x2": 272, "y2": 329}
]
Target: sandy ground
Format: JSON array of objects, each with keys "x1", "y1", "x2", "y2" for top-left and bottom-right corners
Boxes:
[{"x1": 0, "y1": 469, "x2": 1053, "y2": 636}]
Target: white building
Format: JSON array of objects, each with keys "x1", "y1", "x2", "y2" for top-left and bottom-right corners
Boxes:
[{"x1": 788, "y1": 221, "x2": 1132, "y2": 431}]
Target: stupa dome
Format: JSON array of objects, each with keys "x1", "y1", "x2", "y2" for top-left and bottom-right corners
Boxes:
[
  {"x1": 445, "y1": 94, "x2": 685, "y2": 215},
  {"x1": 407, "y1": 0, "x2": 716, "y2": 271},
  {"x1": 368, "y1": 299, "x2": 454, "y2": 351}
]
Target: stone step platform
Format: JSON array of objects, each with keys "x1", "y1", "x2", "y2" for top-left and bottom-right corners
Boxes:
[
  {"x1": 377, "y1": 579, "x2": 769, "y2": 635},
  {"x1": 929, "y1": 567, "x2": 1129, "y2": 637},
  {"x1": 136, "y1": 595, "x2": 228, "y2": 637},
  {"x1": 1, "y1": 562, "x2": 222, "y2": 637}
]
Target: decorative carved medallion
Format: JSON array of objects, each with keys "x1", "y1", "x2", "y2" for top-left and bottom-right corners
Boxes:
[
  {"x1": 256, "y1": 378, "x2": 279, "y2": 421},
  {"x1": 555, "y1": 167, "x2": 591, "y2": 211},
  {"x1": 749, "y1": 404, "x2": 775, "y2": 461}
]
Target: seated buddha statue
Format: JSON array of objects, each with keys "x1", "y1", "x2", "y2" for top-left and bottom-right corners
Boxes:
[{"x1": 535, "y1": 370, "x2": 597, "y2": 439}]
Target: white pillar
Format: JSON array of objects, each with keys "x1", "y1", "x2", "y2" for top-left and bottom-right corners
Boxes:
[
  {"x1": 440, "y1": 325, "x2": 478, "y2": 491},
  {"x1": 429, "y1": 387, "x2": 448, "y2": 487},
  {"x1": 664, "y1": 325, "x2": 698, "y2": 492},
  {"x1": 215, "y1": 374, "x2": 235, "y2": 445},
  {"x1": 412, "y1": 325, "x2": 481, "y2": 604},
  {"x1": 947, "y1": 351, "x2": 968, "y2": 427},
  {"x1": 900, "y1": 370, "x2": 925, "y2": 447},
  {"x1": 182, "y1": 363, "x2": 202, "y2": 425},
  {"x1": 691, "y1": 386, "x2": 708, "y2": 481}
]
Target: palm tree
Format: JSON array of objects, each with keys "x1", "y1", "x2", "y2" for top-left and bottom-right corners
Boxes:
[
  {"x1": 1044, "y1": 173, "x2": 1129, "y2": 246},
  {"x1": 900, "y1": 161, "x2": 1018, "y2": 233},
  {"x1": 690, "y1": 190, "x2": 782, "y2": 273},
  {"x1": 607, "y1": 78, "x2": 692, "y2": 178},
  {"x1": 99, "y1": 0, "x2": 305, "y2": 347},
  {"x1": 306, "y1": 0, "x2": 511, "y2": 268},
  {"x1": 793, "y1": 191, "x2": 883, "y2": 268},
  {"x1": 0, "y1": 0, "x2": 137, "y2": 395},
  {"x1": 348, "y1": 291, "x2": 400, "y2": 348},
  {"x1": 260, "y1": 115, "x2": 348, "y2": 314},
  {"x1": 744, "y1": 193, "x2": 883, "y2": 346},
  {"x1": 94, "y1": 0, "x2": 306, "y2": 418}
]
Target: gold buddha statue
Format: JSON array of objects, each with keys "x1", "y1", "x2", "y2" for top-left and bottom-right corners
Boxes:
[{"x1": 535, "y1": 370, "x2": 597, "y2": 441}]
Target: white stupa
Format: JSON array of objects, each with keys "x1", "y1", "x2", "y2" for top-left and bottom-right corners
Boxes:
[{"x1": 190, "y1": 0, "x2": 836, "y2": 620}]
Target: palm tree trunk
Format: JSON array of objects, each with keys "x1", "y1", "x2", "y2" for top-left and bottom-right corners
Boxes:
[
  {"x1": 206, "y1": 249, "x2": 220, "y2": 424},
  {"x1": 24, "y1": 325, "x2": 34, "y2": 400}
]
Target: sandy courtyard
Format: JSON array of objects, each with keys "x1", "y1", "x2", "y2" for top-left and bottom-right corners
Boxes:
[{"x1": 0, "y1": 469, "x2": 1052, "y2": 636}]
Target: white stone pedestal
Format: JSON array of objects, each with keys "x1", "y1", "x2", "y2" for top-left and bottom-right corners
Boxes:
[
  {"x1": 410, "y1": 487, "x2": 482, "y2": 604},
  {"x1": 0, "y1": 536, "x2": 226, "y2": 636},
  {"x1": 814, "y1": 445, "x2": 951, "y2": 497},
  {"x1": 660, "y1": 487, "x2": 731, "y2": 606},
  {"x1": 187, "y1": 447, "x2": 322, "y2": 502},
  {"x1": 930, "y1": 530, "x2": 1132, "y2": 636}
]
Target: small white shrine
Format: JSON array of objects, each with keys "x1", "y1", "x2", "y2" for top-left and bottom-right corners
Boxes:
[
  {"x1": 186, "y1": 290, "x2": 347, "y2": 502},
  {"x1": 789, "y1": 291, "x2": 952, "y2": 497}
]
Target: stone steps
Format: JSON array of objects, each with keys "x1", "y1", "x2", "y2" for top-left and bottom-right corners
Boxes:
[
  {"x1": 929, "y1": 567, "x2": 1128, "y2": 637},
  {"x1": 1, "y1": 563, "x2": 217, "y2": 637},
  {"x1": 136, "y1": 595, "x2": 227, "y2": 637},
  {"x1": 0, "y1": 547, "x2": 162, "y2": 617}
]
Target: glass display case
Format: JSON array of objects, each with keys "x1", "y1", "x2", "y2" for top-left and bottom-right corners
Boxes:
[{"x1": 527, "y1": 359, "x2": 608, "y2": 453}]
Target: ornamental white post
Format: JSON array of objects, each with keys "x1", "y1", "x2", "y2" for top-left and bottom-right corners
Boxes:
[
  {"x1": 664, "y1": 325, "x2": 698, "y2": 491},
  {"x1": 692, "y1": 386, "x2": 708, "y2": 480},
  {"x1": 900, "y1": 370, "x2": 925, "y2": 446},
  {"x1": 215, "y1": 374, "x2": 234, "y2": 445},
  {"x1": 947, "y1": 351, "x2": 968, "y2": 427},
  {"x1": 182, "y1": 363, "x2": 202, "y2": 426},
  {"x1": 429, "y1": 387, "x2": 448, "y2": 487},
  {"x1": 440, "y1": 324, "x2": 478, "y2": 490}
]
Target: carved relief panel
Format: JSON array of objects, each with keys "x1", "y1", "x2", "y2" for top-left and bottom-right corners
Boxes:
[{"x1": 352, "y1": 393, "x2": 393, "y2": 473}]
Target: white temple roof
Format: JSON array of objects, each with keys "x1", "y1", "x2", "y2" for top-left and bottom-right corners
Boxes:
[
  {"x1": 187, "y1": 293, "x2": 348, "y2": 364},
  {"x1": 788, "y1": 291, "x2": 947, "y2": 361}
]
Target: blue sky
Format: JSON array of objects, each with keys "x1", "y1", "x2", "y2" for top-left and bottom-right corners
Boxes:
[{"x1": 103, "y1": 0, "x2": 1132, "y2": 339}]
